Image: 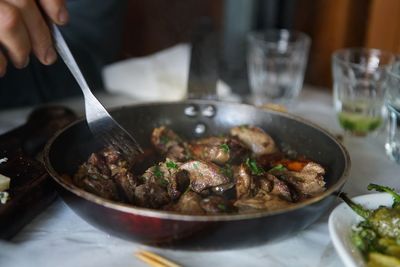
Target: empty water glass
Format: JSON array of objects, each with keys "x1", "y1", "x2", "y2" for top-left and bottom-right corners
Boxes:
[
  {"x1": 385, "y1": 62, "x2": 400, "y2": 164},
  {"x1": 246, "y1": 29, "x2": 311, "y2": 106}
]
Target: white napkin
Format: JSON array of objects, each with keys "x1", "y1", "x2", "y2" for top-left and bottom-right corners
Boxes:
[
  {"x1": 102, "y1": 43, "x2": 239, "y2": 102},
  {"x1": 102, "y1": 44, "x2": 189, "y2": 101}
]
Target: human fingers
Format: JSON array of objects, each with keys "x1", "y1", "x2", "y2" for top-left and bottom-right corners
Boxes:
[
  {"x1": 0, "y1": 1, "x2": 31, "y2": 68},
  {"x1": 6, "y1": 0, "x2": 56, "y2": 65},
  {"x1": 39, "y1": 0, "x2": 68, "y2": 25}
]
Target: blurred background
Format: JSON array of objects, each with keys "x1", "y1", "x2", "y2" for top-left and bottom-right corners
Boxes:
[{"x1": 119, "y1": 0, "x2": 400, "y2": 93}]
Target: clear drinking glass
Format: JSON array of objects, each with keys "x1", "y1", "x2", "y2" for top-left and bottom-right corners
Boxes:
[
  {"x1": 385, "y1": 62, "x2": 400, "y2": 163},
  {"x1": 332, "y1": 48, "x2": 396, "y2": 136},
  {"x1": 246, "y1": 29, "x2": 311, "y2": 106}
]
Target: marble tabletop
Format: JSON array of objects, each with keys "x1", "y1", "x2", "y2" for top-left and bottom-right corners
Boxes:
[{"x1": 0, "y1": 87, "x2": 399, "y2": 267}]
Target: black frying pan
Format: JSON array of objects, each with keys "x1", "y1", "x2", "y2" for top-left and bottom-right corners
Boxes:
[{"x1": 44, "y1": 100, "x2": 350, "y2": 249}]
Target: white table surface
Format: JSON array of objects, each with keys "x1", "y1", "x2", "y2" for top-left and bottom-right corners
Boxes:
[{"x1": 0, "y1": 87, "x2": 399, "y2": 267}]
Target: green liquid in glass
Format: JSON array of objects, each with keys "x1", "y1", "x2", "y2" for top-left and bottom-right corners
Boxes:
[{"x1": 338, "y1": 112, "x2": 382, "y2": 136}]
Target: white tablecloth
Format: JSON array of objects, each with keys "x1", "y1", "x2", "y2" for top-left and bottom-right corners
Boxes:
[{"x1": 0, "y1": 87, "x2": 399, "y2": 267}]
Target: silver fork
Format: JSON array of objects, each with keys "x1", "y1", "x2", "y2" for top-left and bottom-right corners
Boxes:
[{"x1": 51, "y1": 25, "x2": 143, "y2": 158}]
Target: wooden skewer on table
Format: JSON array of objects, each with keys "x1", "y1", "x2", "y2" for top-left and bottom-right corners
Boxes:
[{"x1": 135, "y1": 250, "x2": 181, "y2": 267}]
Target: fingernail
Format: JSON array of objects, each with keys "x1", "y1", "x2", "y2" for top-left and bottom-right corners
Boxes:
[
  {"x1": 22, "y1": 57, "x2": 30, "y2": 68},
  {"x1": 45, "y1": 47, "x2": 57, "y2": 65},
  {"x1": 58, "y1": 7, "x2": 69, "y2": 25},
  {"x1": 15, "y1": 57, "x2": 30, "y2": 69}
]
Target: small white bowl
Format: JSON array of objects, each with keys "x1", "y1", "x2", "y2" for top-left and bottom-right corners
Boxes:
[{"x1": 328, "y1": 193, "x2": 393, "y2": 267}]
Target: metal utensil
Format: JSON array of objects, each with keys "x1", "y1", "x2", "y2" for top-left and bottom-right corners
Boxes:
[{"x1": 51, "y1": 25, "x2": 143, "y2": 158}]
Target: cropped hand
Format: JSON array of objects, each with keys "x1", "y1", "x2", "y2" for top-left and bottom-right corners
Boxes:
[{"x1": 0, "y1": 0, "x2": 69, "y2": 76}]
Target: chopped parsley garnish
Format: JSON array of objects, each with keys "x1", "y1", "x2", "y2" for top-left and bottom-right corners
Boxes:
[
  {"x1": 166, "y1": 160, "x2": 178, "y2": 170},
  {"x1": 245, "y1": 158, "x2": 265, "y2": 176},
  {"x1": 153, "y1": 165, "x2": 168, "y2": 187},
  {"x1": 269, "y1": 164, "x2": 287, "y2": 172},
  {"x1": 220, "y1": 144, "x2": 230, "y2": 153},
  {"x1": 153, "y1": 165, "x2": 164, "y2": 178},
  {"x1": 239, "y1": 125, "x2": 249, "y2": 130},
  {"x1": 160, "y1": 135, "x2": 170, "y2": 145}
]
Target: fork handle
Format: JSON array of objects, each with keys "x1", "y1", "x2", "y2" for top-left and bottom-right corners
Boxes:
[{"x1": 51, "y1": 24, "x2": 95, "y2": 100}]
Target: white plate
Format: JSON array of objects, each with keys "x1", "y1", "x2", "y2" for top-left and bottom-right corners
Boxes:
[{"x1": 328, "y1": 193, "x2": 393, "y2": 267}]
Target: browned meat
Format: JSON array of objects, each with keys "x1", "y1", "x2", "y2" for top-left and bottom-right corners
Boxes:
[
  {"x1": 189, "y1": 136, "x2": 249, "y2": 165},
  {"x1": 200, "y1": 195, "x2": 232, "y2": 214},
  {"x1": 86, "y1": 153, "x2": 110, "y2": 178},
  {"x1": 167, "y1": 191, "x2": 205, "y2": 215},
  {"x1": 113, "y1": 168, "x2": 138, "y2": 203},
  {"x1": 235, "y1": 162, "x2": 269, "y2": 199},
  {"x1": 234, "y1": 164, "x2": 254, "y2": 199},
  {"x1": 189, "y1": 137, "x2": 230, "y2": 165},
  {"x1": 142, "y1": 159, "x2": 186, "y2": 200},
  {"x1": 179, "y1": 160, "x2": 230, "y2": 193},
  {"x1": 262, "y1": 174, "x2": 294, "y2": 202},
  {"x1": 227, "y1": 137, "x2": 251, "y2": 164},
  {"x1": 234, "y1": 191, "x2": 291, "y2": 212},
  {"x1": 151, "y1": 126, "x2": 189, "y2": 161},
  {"x1": 230, "y1": 126, "x2": 277, "y2": 156},
  {"x1": 73, "y1": 125, "x2": 327, "y2": 215},
  {"x1": 100, "y1": 146, "x2": 122, "y2": 165},
  {"x1": 279, "y1": 162, "x2": 326, "y2": 197},
  {"x1": 134, "y1": 182, "x2": 170, "y2": 209},
  {"x1": 80, "y1": 176, "x2": 120, "y2": 201}
]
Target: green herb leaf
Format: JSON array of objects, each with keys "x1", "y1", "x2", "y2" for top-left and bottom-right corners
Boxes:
[
  {"x1": 269, "y1": 164, "x2": 287, "y2": 172},
  {"x1": 153, "y1": 165, "x2": 164, "y2": 178},
  {"x1": 220, "y1": 144, "x2": 230, "y2": 153},
  {"x1": 166, "y1": 161, "x2": 178, "y2": 170},
  {"x1": 245, "y1": 158, "x2": 265, "y2": 176},
  {"x1": 160, "y1": 135, "x2": 170, "y2": 145}
]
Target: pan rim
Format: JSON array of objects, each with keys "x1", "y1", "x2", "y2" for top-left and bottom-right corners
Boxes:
[{"x1": 44, "y1": 100, "x2": 351, "y2": 222}]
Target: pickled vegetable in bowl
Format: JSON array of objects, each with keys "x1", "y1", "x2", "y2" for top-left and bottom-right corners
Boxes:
[{"x1": 339, "y1": 184, "x2": 400, "y2": 267}]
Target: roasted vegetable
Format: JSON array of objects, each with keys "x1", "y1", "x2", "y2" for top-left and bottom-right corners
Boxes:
[{"x1": 340, "y1": 183, "x2": 400, "y2": 266}]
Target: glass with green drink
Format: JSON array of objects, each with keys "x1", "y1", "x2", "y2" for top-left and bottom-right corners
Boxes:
[{"x1": 332, "y1": 48, "x2": 396, "y2": 136}]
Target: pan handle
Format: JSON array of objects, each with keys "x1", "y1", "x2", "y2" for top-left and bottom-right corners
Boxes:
[{"x1": 187, "y1": 19, "x2": 219, "y2": 100}]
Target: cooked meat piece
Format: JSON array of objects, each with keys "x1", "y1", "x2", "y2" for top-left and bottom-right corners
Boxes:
[
  {"x1": 262, "y1": 174, "x2": 294, "y2": 202},
  {"x1": 100, "y1": 146, "x2": 122, "y2": 165},
  {"x1": 142, "y1": 159, "x2": 185, "y2": 200},
  {"x1": 167, "y1": 191, "x2": 205, "y2": 215},
  {"x1": 134, "y1": 182, "x2": 170, "y2": 208},
  {"x1": 211, "y1": 181, "x2": 236, "y2": 195},
  {"x1": 235, "y1": 164, "x2": 252, "y2": 199},
  {"x1": 200, "y1": 195, "x2": 232, "y2": 214},
  {"x1": 151, "y1": 126, "x2": 189, "y2": 161},
  {"x1": 113, "y1": 167, "x2": 138, "y2": 203},
  {"x1": 234, "y1": 191, "x2": 291, "y2": 212},
  {"x1": 280, "y1": 162, "x2": 326, "y2": 197},
  {"x1": 230, "y1": 126, "x2": 277, "y2": 156},
  {"x1": 86, "y1": 153, "x2": 110, "y2": 177},
  {"x1": 234, "y1": 163, "x2": 259, "y2": 199},
  {"x1": 81, "y1": 177, "x2": 120, "y2": 201},
  {"x1": 189, "y1": 137, "x2": 230, "y2": 165},
  {"x1": 227, "y1": 137, "x2": 251, "y2": 164},
  {"x1": 179, "y1": 160, "x2": 230, "y2": 193}
]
